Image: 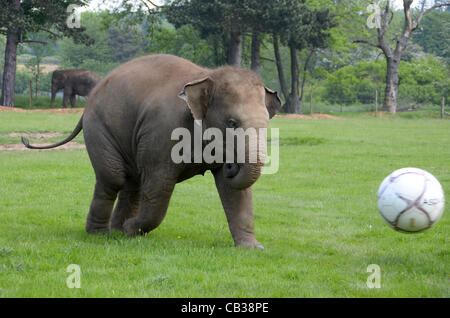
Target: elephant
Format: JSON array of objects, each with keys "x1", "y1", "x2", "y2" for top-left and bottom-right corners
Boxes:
[
  {"x1": 50, "y1": 69, "x2": 100, "y2": 108},
  {"x1": 22, "y1": 54, "x2": 281, "y2": 249}
]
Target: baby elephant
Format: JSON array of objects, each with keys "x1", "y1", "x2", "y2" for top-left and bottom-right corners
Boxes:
[
  {"x1": 23, "y1": 54, "x2": 281, "y2": 249},
  {"x1": 50, "y1": 69, "x2": 100, "y2": 108}
]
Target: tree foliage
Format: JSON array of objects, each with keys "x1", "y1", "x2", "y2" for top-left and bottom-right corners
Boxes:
[
  {"x1": 0, "y1": 0, "x2": 92, "y2": 44},
  {"x1": 351, "y1": 0, "x2": 450, "y2": 112},
  {"x1": 0, "y1": 0, "x2": 92, "y2": 107},
  {"x1": 412, "y1": 10, "x2": 450, "y2": 62},
  {"x1": 323, "y1": 55, "x2": 448, "y2": 105},
  {"x1": 3, "y1": 0, "x2": 449, "y2": 111}
]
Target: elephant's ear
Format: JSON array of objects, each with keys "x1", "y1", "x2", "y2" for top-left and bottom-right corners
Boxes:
[
  {"x1": 179, "y1": 77, "x2": 213, "y2": 121},
  {"x1": 265, "y1": 87, "x2": 282, "y2": 119}
]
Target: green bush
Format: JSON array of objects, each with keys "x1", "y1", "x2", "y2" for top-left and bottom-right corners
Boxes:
[
  {"x1": 15, "y1": 70, "x2": 33, "y2": 95},
  {"x1": 13, "y1": 70, "x2": 52, "y2": 96},
  {"x1": 399, "y1": 56, "x2": 449, "y2": 105},
  {"x1": 77, "y1": 59, "x2": 119, "y2": 77},
  {"x1": 323, "y1": 60, "x2": 385, "y2": 105},
  {"x1": 322, "y1": 56, "x2": 448, "y2": 106}
]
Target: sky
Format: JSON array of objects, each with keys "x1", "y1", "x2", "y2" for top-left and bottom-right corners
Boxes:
[
  {"x1": 84, "y1": 0, "x2": 424, "y2": 12},
  {"x1": 85, "y1": 0, "x2": 164, "y2": 11}
]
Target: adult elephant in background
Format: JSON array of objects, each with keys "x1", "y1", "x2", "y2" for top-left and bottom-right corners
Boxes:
[{"x1": 50, "y1": 69, "x2": 100, "y2": 108}]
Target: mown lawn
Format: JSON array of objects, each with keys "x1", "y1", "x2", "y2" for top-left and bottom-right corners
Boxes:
[
  {"x1": 14, "y1": 95, "x2": 87, "y2": 110},
  {"x1": 0, "y1": 112, "x2": 448, "y2": 297}
]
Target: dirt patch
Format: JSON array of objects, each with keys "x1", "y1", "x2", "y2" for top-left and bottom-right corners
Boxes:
[
  {"x1": 6, "y1": 132, "x2": 64, "y2": 139},
  {"x1": 0, "y1": 106, "x2": 27, "y2": 112},
  {"x1": 31, "y1": 108, "x2": 84, "y2": 114},
  {"x1": 0, "y1": 105, "x2": 83, "y2": 114},
  {"x1": 1, "y1": 131, "x2": 82, "y2": 151},
  {"x1": 0, "y1": 142, "x2": 85, "y2": 151},
  {"x1": 275, "y1": 114, "x2": 343, "y2": 120}
]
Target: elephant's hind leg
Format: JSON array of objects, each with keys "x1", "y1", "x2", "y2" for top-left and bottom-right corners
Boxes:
[
  {"x1": 70, "y1": 94, "x2": 77, "y2": 108},
  {"x1": 86, "y1": 181, "x2": 119, "y2": 234},
  {"x1": 110, "y1": 180, "x2": 141, "y2": 232}
]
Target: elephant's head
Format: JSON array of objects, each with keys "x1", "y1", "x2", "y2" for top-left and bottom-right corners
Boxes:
[
  {"x1": 179, "y1": 67, "x2": 281, "y2": 190},
  {"x1": 52, "y1": 70, "x2": 68, "y2": 89}
]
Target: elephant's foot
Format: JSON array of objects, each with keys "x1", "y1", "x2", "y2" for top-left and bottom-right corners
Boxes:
[
  {"x1": 234, "y1": 238, "x2": 264, "y2": 250},
  {"x1": 110, "y1": 214, "x2": 127, "y2": 233},
  {"x1": 110, "y1": 221, "x2": 124, "y2": 233},
  {"x1": 86, "y1": 222, "x2": 110, "y2": 234},
  {"x1": 122, "y1": 218, "x2": 146, "y2": 237}
]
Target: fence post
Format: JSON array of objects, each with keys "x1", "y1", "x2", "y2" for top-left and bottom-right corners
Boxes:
[
  {"x1": 375, "y1": 89, "x2": 378, "y2": 117},
  {"x1": 442, "y1": 96, "x2": 445, "y2": 119},
  {"x1": 310, "y1": 89, "x2": 313, "y2": 115},
  {"x1": 29, "y1": 80, "x2": 33, "y2": 108}
]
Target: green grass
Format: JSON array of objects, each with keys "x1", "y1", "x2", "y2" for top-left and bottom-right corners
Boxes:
[
  {"x1": 0, "y1": 112, "x2": 448, "y2": 297},
  {"x1": 13, "y1": 95, "x2": 87, "y2": 109}
]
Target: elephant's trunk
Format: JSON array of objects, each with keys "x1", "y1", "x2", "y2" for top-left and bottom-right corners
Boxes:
[{"x1": 222, "y1": 141, "x2": 266, "y2": 190}]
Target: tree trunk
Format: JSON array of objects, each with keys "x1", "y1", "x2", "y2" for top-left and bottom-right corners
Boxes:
[
  {"x1": 441, "y1": 96, "x2": 445, "y2": 119},
  {"x1": 299, "y1": 50, "x2": 314, "y2": 111},
  {"x1": 273, "y1": 34, "x2": 288, "y2": 101},
  {"x1": 251, "y1": 33, "x2": 261, "y2": 76},
  {"x1": 227, "y1": 32, "x2": 242, "y2": 68},
  {"x1": 384, "y1": 57, "x2": 400, "y2": 113},
  {"x1": 284, "y1": 46, "x2": 300, "y2": 114},
  {"x1": 1, "y1": 30, "x2": 19, "y2": 107}
]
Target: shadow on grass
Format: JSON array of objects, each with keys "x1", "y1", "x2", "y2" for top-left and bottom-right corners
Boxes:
[
  {"x1": 268, "y1": 136, "x2": 326, "y2": 146},
  {"x1": 52, "y1": 225, "x2": 235, "y2": 250}
]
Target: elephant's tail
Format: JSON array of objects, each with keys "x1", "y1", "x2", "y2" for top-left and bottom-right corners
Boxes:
[{"x1": 21, "y1": 115, "x2": 84, "y2": 150}]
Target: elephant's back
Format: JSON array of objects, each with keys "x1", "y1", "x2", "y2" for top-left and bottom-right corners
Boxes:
[
  {"x1": 87, "y1": 55, "x2": 208, "y2": 111},
  {"x1": 83, "y1": 55, "x2": 209, "y2": 163},
  {"x1": 85, "y1": 54, "x2": 210, "y2": 134}
]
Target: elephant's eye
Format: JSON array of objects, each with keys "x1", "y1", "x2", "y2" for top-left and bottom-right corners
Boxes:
[{"x1": 227, "y1": 118, "x2": 239, "y2": 128}]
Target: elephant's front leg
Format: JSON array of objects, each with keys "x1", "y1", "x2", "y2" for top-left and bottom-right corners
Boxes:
[
  {"x1": 123, "y1": 177, "x2": 175, "y2": 237},
  {"x1": 62, "y1": 87, "x2": 72, "y2": 108},
  {"x1": 213, "y1": 169, "x2": 264, "y2": 249},
  {"x1": 50, "y1": 88, "x2": 57, "y2": 108}
]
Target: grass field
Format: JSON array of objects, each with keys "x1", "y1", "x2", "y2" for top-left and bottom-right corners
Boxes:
[
  {"x1": 0, "y1": 111, "x2": 448, "y2": 297},
  {"x1": 14, "y1": 95, "x2": 87, "y2": 110}
]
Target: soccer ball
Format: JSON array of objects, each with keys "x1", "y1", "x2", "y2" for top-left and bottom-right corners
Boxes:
[{"x1": 377, "y1": 168, "x2": 445, "y2": 233}]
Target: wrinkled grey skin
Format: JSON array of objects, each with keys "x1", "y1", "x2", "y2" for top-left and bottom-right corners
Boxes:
[
  {"x1": 23, "y1": 54, "x2": 281, "y2": 249},
  {"x1": 50, "y1": 69, "x2": 100, "y2": 108}
]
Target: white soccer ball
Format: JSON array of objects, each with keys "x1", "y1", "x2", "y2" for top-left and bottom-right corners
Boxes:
[{"x1": 377, "y1": 168, "x2": 445, "y2": 233}]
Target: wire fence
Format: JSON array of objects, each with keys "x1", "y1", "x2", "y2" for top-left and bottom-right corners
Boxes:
[{"x1": 304, "y1": 84, "x2": 449, "y2": 114}]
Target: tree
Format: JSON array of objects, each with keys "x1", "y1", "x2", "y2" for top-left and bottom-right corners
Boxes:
[
  {"x1": 268, "y1": 0, "x2": 335, "y2": 113},
  {"x1": 108, "y1": 1, "x2": 228, "y2": 66},
  {"x1": 165, "y1": 0, "x2": 247, "y2": 67},
  {"x1": 412, "y1": 9, "x2": 450, "y2": 62},
  {"x1": 166, "y1": 0, "x2": 335, "y2": 113},
  {"x1": 0, "y1": 0, "x2": 91, "y2": 107},
  {"x1": 322, "y1": 56, "x2": 448, "y2": 106},
  {"x1": 165, "y1": 0, "x2": 284, "y2": 68},
  {"x1": 354, "y1": 0, "x2": 450, "y2": 113},
  {"x1": 24, "y1": 32, "x2": 53, "y2": 97},
  {"x1": 145, "y1": 23, "x2": 216, "y2": 67},
  {"x1": 59, "y1": 12, "x2": 113, "y2": 69}
]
